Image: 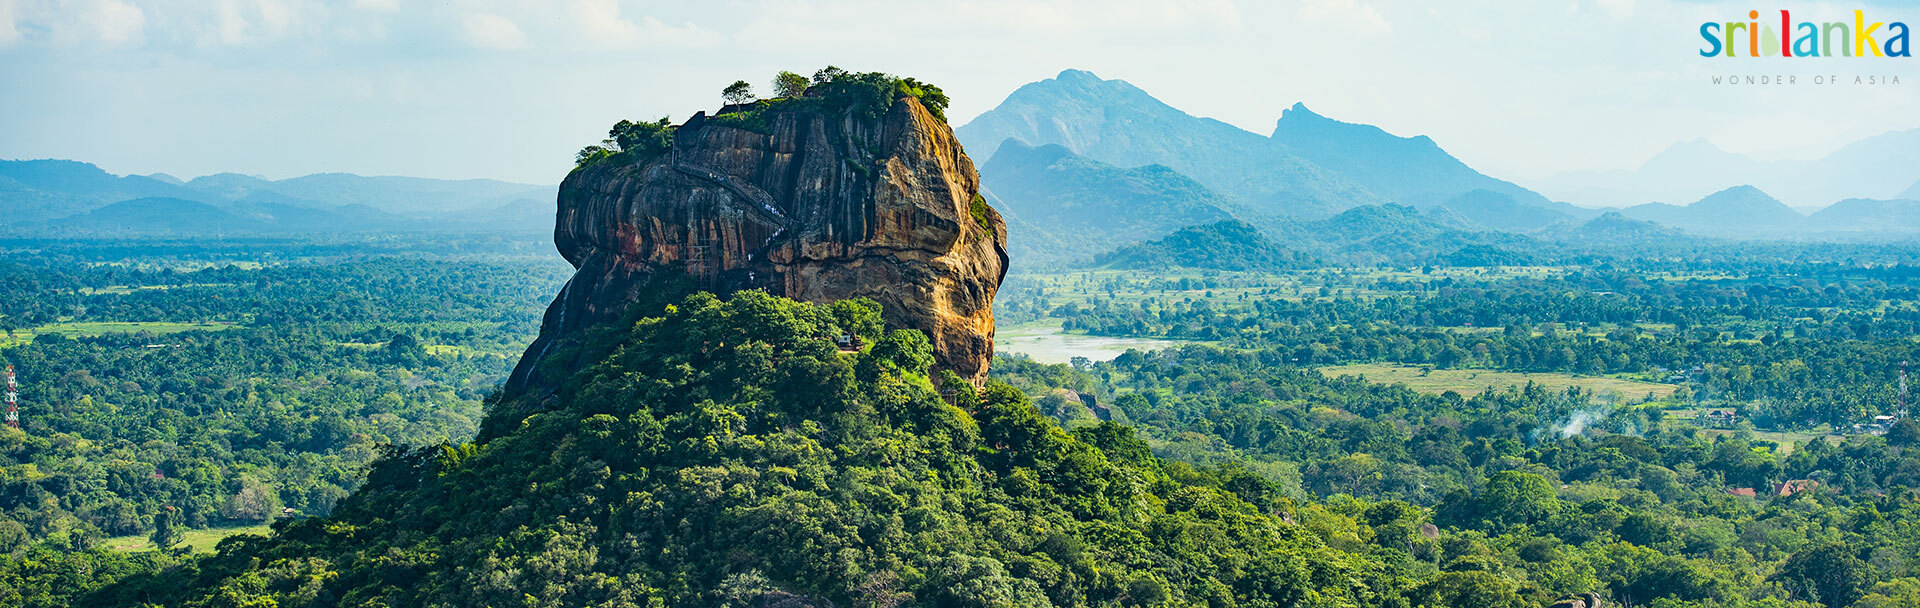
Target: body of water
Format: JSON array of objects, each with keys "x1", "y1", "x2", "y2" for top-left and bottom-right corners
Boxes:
[{"x1": 994, "y1": 321, "x2": 1192, "y2": 364}]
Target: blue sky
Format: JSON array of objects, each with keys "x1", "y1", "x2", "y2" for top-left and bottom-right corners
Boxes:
[{"x1": 0, "y1": 0, "x2": 1914, "y2": 185}]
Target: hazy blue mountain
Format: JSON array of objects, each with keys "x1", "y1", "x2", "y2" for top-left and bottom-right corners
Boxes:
[
  {"x1": 1090, "y1": 219, "x2": 1305, "y2": 270},
  {"x1": 185, "y1": 172, "x2": 555, "y2": 217},
  {"x1": 1901, "y1": 180, "x2": 1920, "y2": 199},
  {"x1": 957, "y1": 69, "x2": 1580, "y2": 227},
  {"x1": 1432, "y1": 189, "x2": 1575, "y2": 232},
  {"x1": 48, "y1": 197, "x2": 424, "y2": 236},
  {"x1": 1541, "y1": 212, "x2": 1700, "y2": 248},
  {"x1": 1443, "y1": 243, "x2": 1537, "y2": 267},
  {"x1": 256, "y1": 173, "x2": 554, "y2": 217},
  {"x1": 956, "y1": 69, "x2": 1382, "y2": 220},
  {"x1": 0, "y1": 159, "x2": 220, "y2": 221},
  {"x1": 2, "y1": 158, "x2": 558, "y2": 234},
  {"x1": 1313, "y1": 203, "x2": 1456, "y2": 243},
  {"x1": 1304, "y1": 203, "x2": 1538, "y2": 265},
  {"x1": 1421, "y1": 205, "x2": 1479, "y2": 231},
  {"x1": 1807, "y1": 198, "x2": 1920, "y2": 234},
  {"x1": 1618, "y1": 185, "x2": 1803, "y2": 235},
  {"x1": 1534, "y1": 130, "x2": 1920, "y2": 207},
  {"x1": 980, "y1": 139, "x2": 1235, "y2": 265},
  {"x1": 182, "y1": 172, "x2": 292, "y2": 202},
  {"x1": 1268, "y1": 103, "x2": 1572, "y2": 215},
  {"x1": 52, "y1": 197, "x2": 261, "y2": 234}
]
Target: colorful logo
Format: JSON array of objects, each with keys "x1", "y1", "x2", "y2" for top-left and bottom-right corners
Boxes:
[{"x1": 1700, "y1": 10, "x2": 1911, "y2": 57}]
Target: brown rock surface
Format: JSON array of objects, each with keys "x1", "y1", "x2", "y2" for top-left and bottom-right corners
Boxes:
[{"x1": 508, "y1": 95, "x2": 1008, "y2": 394}]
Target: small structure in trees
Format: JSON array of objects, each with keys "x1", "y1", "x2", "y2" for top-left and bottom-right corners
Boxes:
[{"x1": 834, "y1": 332, "x2": 863, "y2": 352}]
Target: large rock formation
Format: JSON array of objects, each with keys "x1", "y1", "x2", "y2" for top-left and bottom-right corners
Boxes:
[{"x1": 508, "y1": 94, "x2": 1008, "y2": 395}]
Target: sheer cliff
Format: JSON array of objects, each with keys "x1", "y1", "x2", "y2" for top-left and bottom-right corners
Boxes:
[{"x1": 508, "y1": 91, "x2": 1008, "y2": 402}]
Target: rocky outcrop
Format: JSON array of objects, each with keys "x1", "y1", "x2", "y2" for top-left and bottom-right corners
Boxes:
[
  {"x1": 1547, "y1": 593, "x2": 1606, "y2": 608},
  {"x1": 509, "y1": 95, "x2": 1008, "y2": 395}
]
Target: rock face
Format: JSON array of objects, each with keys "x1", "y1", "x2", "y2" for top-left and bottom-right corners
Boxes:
[
  {"x1": 509, "y1": 96, "x2": 1008, "y2": 393},
  {"x1": 1547, "y1": 593, "x2": 1606, "y2": 608}
]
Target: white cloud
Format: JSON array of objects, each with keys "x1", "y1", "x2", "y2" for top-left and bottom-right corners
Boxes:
[
  {"x1": 459, "y1": 12, "x2": 526, "y2": 50},
  {"x1": 209, "y1": 0, "x2": 298, "y2": 46},
  {"x1": 1299, "y1": 0, "x2": 1389, "y2": 36},
  {"x1": 0, "y1": 0, "x2": 21, "y2": 47},
  {"x1": 91, "y1": 0, "x2": 147, "y2": 47},
  {"x1": 568, "y1": 0, "x2": 720, "y2": 48},
  {"x1": 1593, "y1": 0, "x2": 1635, "y2": 20}
]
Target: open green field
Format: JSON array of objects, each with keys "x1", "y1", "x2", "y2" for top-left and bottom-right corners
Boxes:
[
  {"x1": 1694, "y1": 428, "x2": 1843, "y2": 456},
  {"x1": 2, "y1": 321, "x2": 242, "y2": 347},
  {"x1": 103, "y1": 523, "x2": 273, "y2": 554},
  {"x1": 1318, "y1": 363, "x2": 1680, "y2": 402}
]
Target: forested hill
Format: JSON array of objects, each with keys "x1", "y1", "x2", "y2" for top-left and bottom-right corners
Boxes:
[{"x1": 84, "y1": 291, "x2": 1405, "y2": 607}]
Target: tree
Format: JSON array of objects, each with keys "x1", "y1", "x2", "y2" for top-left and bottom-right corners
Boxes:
[
  {"x1": 1414, "y1": 571, "x2": 1526, "y2": 608},
  {"x1": 1855, "y1": 578, "x2": 1920, "y2": 608},
  {"x1": 1477, "y1": 470, "x2": 1559, "y2": 528},
  {"x1": 609, "y1": 117, "x2": 674, "y2": 156},
  {"x1": 1886, "y1": 418, "x2": 1920, "y2": 447},
  {"x1": 1772, "y1": 543, "x2": 1871, "y2": 608},
  {"x1": 772, "y1": 71, "x2": 808, "y2": 98},
  {"x1": 230, "y1": 482, "x2": 282, "y2": 522},
  {"x1": 811, "y1": 65, "x2": 847, "y2": 84},
  {"x1": 722, "y1": 80, "x2": 755, "y2": 105},
  {"x1": 868, "y1": 329, "x2": 934, "y2": 374},
  {"x1": 150, "y1": 506, "x2": 182, "y2": 551}
]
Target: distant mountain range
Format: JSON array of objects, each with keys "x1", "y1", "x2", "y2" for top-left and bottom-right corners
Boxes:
[
  {"x1": 1614, "y1": 185, "x2": 1804, "y2": 236},
  {"x1": 50, "y1": 197, "x2": 414, "y2": 235},
  {"x1": 958, "y1": 69, "x2": 1384, "y2": 222},
  {"x1": 1540, "y1": 212, "x2": 1700, "y2": 249},
  {"x1": 0, "y1": 159, "x2": 556, "y2": 235},
  {"x1": 1430, "y1": 189, "x2": 1578, "y2": 232},
  {"x1": 979, "y1": 139, "x2": 1235, "y2": 265},
  {"x1": 1605, "y1": 185, "x2": 1920, "y2": 238},
  {"x1": 1807, "y1": 197, "x2": 1920, "y2": 236},
  {"x1": 1532, "y1": 133, "x2": 1920, "y2": 207},
  {"x1": 1091, "y1": 220, "x2": 1306, "y2": 270},
  {"x1": 12, "y1": 69, "x2": 1919, "y2": 256},
  {"x1": 961, "y1": 69, "x2": 1920, "y2": 262},
  {"x1": 958, "y1": 70, "x2": 1584, "y2": 234}
]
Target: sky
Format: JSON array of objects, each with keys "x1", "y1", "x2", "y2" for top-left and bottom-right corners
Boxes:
[{"x1": 0, "y1": 0, "x2": 1915, "y2": 186}]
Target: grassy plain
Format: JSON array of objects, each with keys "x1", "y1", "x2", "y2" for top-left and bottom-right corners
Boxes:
[
  {"x1": 1318, "y1": 363, "x2": 1680, "y2": 402},
  {"x1": 2, "y1": 321, "x2": 241, "y2": 347},
  {"x1": 103, "y1": 523, "x2": 274, "y2": 554}
]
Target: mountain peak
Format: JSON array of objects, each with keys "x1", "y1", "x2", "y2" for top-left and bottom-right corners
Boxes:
[
  {"x1": 1692, "y1": 184, "x2": 1783, "y2": 208},
  {"x1": 1282, "y1": 102, "x2": 1320, "y2": 119},
  {"x1": 983, "y1": 138, "x2": 1073, "y2": 172},
  {"x1": 1055, "y1": 68, "x2": 1102, "y2": 82}
]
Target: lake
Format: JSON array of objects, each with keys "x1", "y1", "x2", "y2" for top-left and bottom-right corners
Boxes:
[{"x1": 995, "y1": 321, "x2": 1193, "y2": 364}]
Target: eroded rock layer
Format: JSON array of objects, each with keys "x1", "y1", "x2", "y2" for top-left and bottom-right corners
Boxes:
[{"x1": 509, "y1": 96, "x2": 1008, "y2": 394}]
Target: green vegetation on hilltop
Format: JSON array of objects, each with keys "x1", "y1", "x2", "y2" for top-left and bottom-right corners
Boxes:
[{"x1": 576, "y1": 67, "x2": 952, "y2": 171}]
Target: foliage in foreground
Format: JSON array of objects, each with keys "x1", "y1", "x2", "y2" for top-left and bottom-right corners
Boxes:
[{"x1": 86, "y1": 291, "x2": 1405, "y2": 607}]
